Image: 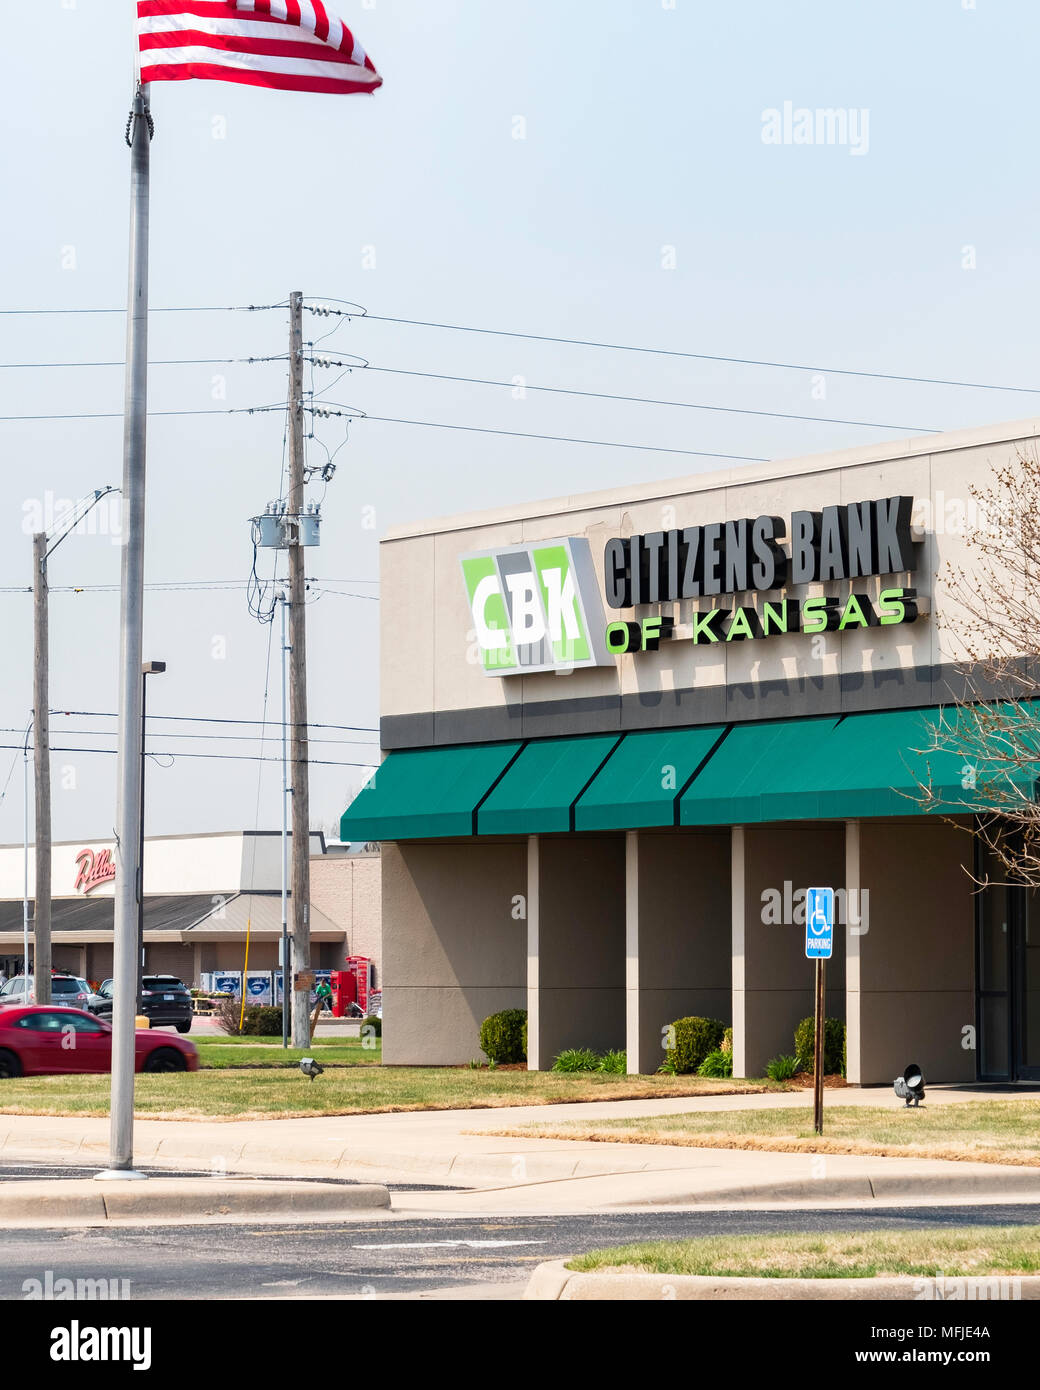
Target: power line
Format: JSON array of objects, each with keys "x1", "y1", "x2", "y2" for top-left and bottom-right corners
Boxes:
[
  {"x1": 315, "y1": 406, "x2": 768, "y2": 462},
  {"x1": 308, "y1": 357, "x2": 937, "y2": 434},
  {"x1": 0, "y1": 356, "x2": 286, "y2": 369},
  {"x1": 0, "y1": 398, "x2": 768, "y2": 460},
  {"x1": 0, "y1": 350, "x2": 938, "y2": 431},
  {"x1": 0, "y1": 404, "x2": 284, "y2": 423},
  {"x1": 0, "y1": 743, "x2": 376, "y2": 769},
  {"x1": 1, "y1": 727, "x2": 378, "y2": 748},
  {"x1": 0, "y1": 578, "x2": 378, "y2": 595},
  {"x1": 0, "y1": 304, "x2": 285, "y2": 316},
  {"x1": 307, "y1": 299, "x2": 1040, "y2": 397},
  {"x1": 51, "y1": 710, "x2": 378, "y2": 733},
  {"x1": 6, "y1": 297, "x2": 1036, "y2": 396}
]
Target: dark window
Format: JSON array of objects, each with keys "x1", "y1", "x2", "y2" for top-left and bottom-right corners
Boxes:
[{"x1": 15, "y1": 1012, "x2": 70, "y2": 1032}]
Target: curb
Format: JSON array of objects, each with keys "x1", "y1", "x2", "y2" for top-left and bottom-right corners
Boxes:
[
  {"x1": 523, "y1": 1260, "x2": 1040, "y2": 1301},
  {"x1": 4, "y1": 1127, "x2": 1040, "y2": 1204},
  {"x1": 0, "y1": 1178, "x2": 391, "y2": 1227},
  {"x1": 613, "y1": 1170, "x2": 1040, "y2": 1206}
]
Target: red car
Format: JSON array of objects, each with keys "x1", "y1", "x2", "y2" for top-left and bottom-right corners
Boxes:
[{"x1": 0, "y1": 1006, "x2": 199, "y2": 1078}]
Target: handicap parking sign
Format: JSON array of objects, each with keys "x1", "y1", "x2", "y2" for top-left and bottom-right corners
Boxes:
[{"x1": 805, "y1": 886, "x2": 834, "y2": 959}]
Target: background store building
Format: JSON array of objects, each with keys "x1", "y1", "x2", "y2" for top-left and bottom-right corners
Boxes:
[
  {"x1": 342, "y1": 417, "x2": 1040, "y2": 1085},
  {"x1": 0, "y1": 831, "x2": 382, "y2": 991}
]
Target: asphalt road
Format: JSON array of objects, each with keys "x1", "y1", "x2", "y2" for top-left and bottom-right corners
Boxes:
[{"x1": 3, "y1": 1200, "x2": 1040, "y2": 1299}]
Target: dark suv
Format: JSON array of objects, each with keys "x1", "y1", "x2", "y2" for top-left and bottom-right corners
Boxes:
[{"x1": 92, "y1": 975, "x2": 193, "y2": 1033}]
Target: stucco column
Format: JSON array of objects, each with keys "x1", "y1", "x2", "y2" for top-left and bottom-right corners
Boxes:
[
  {"x1": 625, "y1": 832, "x2": 640, "y2": 1073},
  {"x1": 847, "y1": 818, "x2": 975, "y2": 1085},
  {"x1": 526, "y1": 835, "x2": 541, "y2": 1070},
  {"x1": 526, "y1": 833, "x2": 626, "y2": 1070},
  {"x1": 731, "y1": 823, "x2": 845, "y2": 1078},
  {"x1": 845, "y1": 820, "x2": 862, "y2": 1084},
  {"x1": 731, "y1": 826, "x2": 748, "y2": 1079},
  {"x1": 627, "y1": 829, "x2": 731, "y2": 1075},
  {"x1": 382, "y1": 838, "x2": 527, "y2": 1065}
]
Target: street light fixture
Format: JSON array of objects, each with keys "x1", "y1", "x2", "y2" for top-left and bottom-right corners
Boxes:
[{"x1": 138, "y1": 661, "x2": 166, "y2": 1013}]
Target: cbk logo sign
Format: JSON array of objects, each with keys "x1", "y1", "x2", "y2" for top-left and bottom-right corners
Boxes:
[{"x1": 461, "y1": 538, "x2": 611, "y2": 676}]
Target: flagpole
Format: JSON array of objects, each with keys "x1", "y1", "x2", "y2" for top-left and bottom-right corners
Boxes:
[{"x1": 99, "y1": 80, "x2": 151, "y2": 1179}]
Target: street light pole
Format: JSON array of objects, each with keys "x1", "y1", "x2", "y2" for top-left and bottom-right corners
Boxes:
[
  {"x1": 279, "y1": 590, "x2": 290, "y2": 1050},
  {"x1": 138, "y1": 662, "x2": 166, "y2": 1013},
  {"x1": 31, "y1": 487, "x2": 117, "y2": 1009},
  {"x1": 22, "y1": 720, "x2": 32, "y2": 995},
  {"x1": 32, "y1": 536, "x2": 51, "y2": 1004}
]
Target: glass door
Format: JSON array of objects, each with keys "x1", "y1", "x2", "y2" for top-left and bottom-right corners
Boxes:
[
  {"x1": 1019, "y1": 889, "x2": 1040, "y2": 1080},
  {"x1": 977, "y1": 845, "x2": 1012, "y2": 1080},
  {"x1": 977, "y1": 836, "x2": 1040, "y2": 1081}
]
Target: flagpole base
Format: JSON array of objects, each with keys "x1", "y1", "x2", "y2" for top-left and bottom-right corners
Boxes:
[{"x1": 94, "y1": 1169, "x2": 149, "y2": 1182}]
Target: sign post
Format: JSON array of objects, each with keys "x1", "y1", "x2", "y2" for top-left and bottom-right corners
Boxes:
[{"x1": 805, "y1": 886, "x2": 834, "y2": 1136}]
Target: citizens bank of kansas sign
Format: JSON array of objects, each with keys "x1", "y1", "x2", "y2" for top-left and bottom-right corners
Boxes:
[{"x1": 461, "y1": 496, "x2": 921, "y2": 677}]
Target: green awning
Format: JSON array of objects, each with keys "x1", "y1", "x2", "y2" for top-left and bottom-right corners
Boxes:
[
  {"x1": 679, "y1": 716, "x2": 840, "y2": 825},
  {"x1": 773, "y1": 707, "x2": 1038, "y2": 821},
  {"x1": 574, "y1": 726, "x2": 727, "y2": 831},
  {"x1": 476, "y1": 734, "x2": 621, "y2": 835},
  {"x1": 339, "y1": 741, "x2": 522, "y2": 842},
  {"x1": 344, "y1": 702, "x2": 1040, "y2": 842},
  {"x1": 678, "y1": 707, "x2": 1037, "y2": 825}
]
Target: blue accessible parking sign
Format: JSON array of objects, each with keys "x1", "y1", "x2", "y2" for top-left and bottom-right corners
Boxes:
[{"x1": 805, "y1": 886, "x2": 834, "y2": 959}]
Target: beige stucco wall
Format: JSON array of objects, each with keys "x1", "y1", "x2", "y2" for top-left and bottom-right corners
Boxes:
[
  {"x1": 626, "y1": 829, "x2": 732, "y2": 1074},
  {"x1": 527, "y1": 834, "x2": 626, "y2": 1069},
  {"x1": 380, "y1": 417, "x2": 1040, "y2": 731},
  {"x1": 847, "y1": 817, "x2": 975, "y2": 1085},
  {"x1": 381, "y1": 839, "x2": 526, "y2": 1065},
  {"x1": 732, "y1": 823, "x2": 847, "y2": 1078}
]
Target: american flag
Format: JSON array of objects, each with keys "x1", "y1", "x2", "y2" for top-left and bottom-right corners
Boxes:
[{"x1": 138, "y1": 1, "x2": 382, "y2": 95}]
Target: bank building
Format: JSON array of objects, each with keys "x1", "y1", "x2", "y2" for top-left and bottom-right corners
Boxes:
[{"x1": 342, "y1": 417, "x2": 1040, "y2": 1085}]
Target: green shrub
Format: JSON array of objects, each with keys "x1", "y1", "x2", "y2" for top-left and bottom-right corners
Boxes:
[
  {"x1": 766, "y1": 1054, "x2": 799, "y2": 1081},
  {"x1": 697, "y1": 1048, "x2": 733, "y2": 1078},
  {"x1": 793, "y1": 1016, "x2": 846, "y2": 1074},
  {"x1": 215, "y1": 1001, "x2": 283, "y2": 1036},
  {"x1": 663, "y1": 1016, "x2": 725, "y2": 1075},
  {"x1": 597, "y1": 1049, "x2": 627, "y2": 1075},
  {"x1": 552, "y1": 1047, "x2": 600, "y2": 1073},
  {"x1": 479, "y1": 1008, "x2": 527, "y2": 1064},
  {"x1": 521, "y1": 1017, "x2": 528, "y2": 1060},
  {"x1": 361, "y1": 1015, "x2": 382, "y2": 1039}
]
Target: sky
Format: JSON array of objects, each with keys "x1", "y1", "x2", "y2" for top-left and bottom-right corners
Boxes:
[{"x1": 1, "y1": 0, "x2": 1038, "y2": 845}]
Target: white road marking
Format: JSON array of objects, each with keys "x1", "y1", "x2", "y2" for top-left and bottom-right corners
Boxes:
[{"x1": 352, "y1": 1240, "x2": 547, "y2": 1251}]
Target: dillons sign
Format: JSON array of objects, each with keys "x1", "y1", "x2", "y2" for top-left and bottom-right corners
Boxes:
[{"x1": 461, "y1": 496, "x2": 920, "y2": 676}]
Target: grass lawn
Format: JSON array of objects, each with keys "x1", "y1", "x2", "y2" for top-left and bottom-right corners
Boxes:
[
  {"x1": 567, "y1": 1226, "x2": 1040, "y2": 1279},
  {"x1": 194, "y1": 1036, "x2": 381, "y2": 1069},
  {"x1": 0, "y1": 1069, "x2": 782, "y2": 1121},
  {"x1": 483, "y1": 1098, "x2": 1040, "y2": 1166}
]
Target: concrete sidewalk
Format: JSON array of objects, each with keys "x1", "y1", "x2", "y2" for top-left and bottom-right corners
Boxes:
[{"x1": 1, "y1": 1085, "x2": 1038, "y2": 1214}]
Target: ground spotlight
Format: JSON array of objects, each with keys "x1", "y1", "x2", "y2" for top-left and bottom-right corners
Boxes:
[
  {"x1": 893, "y1": 1062, "x2": 925, "y2": 1107},
  {"x1": 299, "y1": 1057, "x2": 324, "y2": 1081}
]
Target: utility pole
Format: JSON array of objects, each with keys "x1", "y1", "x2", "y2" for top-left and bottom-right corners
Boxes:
[
  {"x1": 288, "y1": 289, "x2": 312, "y2": 1047},
  {"x1": 32, "y1": 534, "x2": 51, "y2": 1005}
]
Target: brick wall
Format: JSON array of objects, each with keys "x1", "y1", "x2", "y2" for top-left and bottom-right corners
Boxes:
[{"x1": 309, "y1": 852, "x2": 382, "y2": 985}]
